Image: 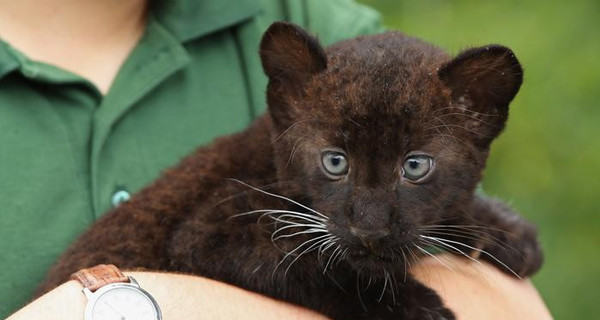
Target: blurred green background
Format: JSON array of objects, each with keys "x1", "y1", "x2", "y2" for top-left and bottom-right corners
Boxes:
[{"x1": 357, "y1": 0, "x2": 600, "y2": 318}]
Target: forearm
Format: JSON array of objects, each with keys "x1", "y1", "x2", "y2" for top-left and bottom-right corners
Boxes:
[
  {"x1": 8, "y1": 256, "x2": 551, "y2": 320},
  {"x1": 7, "y1": 272, "x2": 328, "y2": 320},
  {"x1": 6, "y1": 280, "x2": 85, "y2": 320}
]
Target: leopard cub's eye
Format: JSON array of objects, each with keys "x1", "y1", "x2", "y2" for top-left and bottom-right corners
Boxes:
[
  {"x1": 321, "y1": 151, "x2": 348, "y2": 177},
  {"x1": 402, "y1": 155, "x2": 433, "y2": 181}
]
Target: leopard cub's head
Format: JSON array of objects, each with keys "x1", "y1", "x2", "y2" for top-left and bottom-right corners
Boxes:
[{"x1": 259, "y1": 22, "x2": 522, "y2": 273}]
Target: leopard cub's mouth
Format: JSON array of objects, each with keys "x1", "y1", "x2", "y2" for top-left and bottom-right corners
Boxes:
[{"x1": 343, "y1": 245, "x2": 409, "y2": 273}]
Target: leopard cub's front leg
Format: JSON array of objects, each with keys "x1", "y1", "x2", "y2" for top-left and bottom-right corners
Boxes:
[
  {"x1": 347, "y1": 276, "x2": 455, "y2": 320},
  {"x1": 465, "y1": 195, "x2": 544, "y2": 278}
]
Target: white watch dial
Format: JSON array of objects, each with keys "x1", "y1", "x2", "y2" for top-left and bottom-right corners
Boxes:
[{"x1": 90, "y1": 286, "x2": 160, "y2": 320}]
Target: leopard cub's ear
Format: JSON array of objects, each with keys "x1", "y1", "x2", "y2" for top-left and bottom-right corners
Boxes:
[
  {"x1": 438, "y1": 45, "x2": 523, "y2": 147},
  {"x1": 259, "y1": 22, "x2": 327, "y2": 128}
]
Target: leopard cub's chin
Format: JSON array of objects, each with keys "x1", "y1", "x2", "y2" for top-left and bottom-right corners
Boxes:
[
  {"x1": 344, "y1": 251, "x2": 407, "y2": 276},
  {"x1": 342, "y1": 242, "x2": 413, "y2": 275}
]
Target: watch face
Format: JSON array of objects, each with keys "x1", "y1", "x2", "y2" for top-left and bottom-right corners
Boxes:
[{"x1": 86, "y1": 284, "x2": 161, "y2": 320}]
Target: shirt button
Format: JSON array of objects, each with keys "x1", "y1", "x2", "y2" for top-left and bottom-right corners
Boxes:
[{"x1": 111, "y1": 189, "x2": 131, "y2": 208}]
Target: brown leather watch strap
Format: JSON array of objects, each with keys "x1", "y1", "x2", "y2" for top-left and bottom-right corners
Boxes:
[{"x1": 70, "y1": 264, "x2": 130, "y2": 292}]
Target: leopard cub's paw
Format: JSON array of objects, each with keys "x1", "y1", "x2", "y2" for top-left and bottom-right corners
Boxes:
[{"x1": 483, "y1": 218, "x2": 544, "y2": 278}]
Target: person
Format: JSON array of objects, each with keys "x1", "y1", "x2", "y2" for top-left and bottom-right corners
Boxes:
[{"x1": 0, "y1": 0, "x2": 551, "y2": 319}]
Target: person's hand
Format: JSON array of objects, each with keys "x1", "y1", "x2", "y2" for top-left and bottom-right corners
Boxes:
[{"x1": 412, "y1": 254, "x2": 552, "y2": 319}]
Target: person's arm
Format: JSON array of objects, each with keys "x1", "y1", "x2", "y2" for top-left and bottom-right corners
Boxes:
[
  {"x1": 412, "y1": 254, "x2": 553, "y2": 320},
  {"x1": 7, "y1": 255, "x2": 551, "y2": 320},
  {"x1": 6, "y1": 272, "x2": 328, "y2": 320}
]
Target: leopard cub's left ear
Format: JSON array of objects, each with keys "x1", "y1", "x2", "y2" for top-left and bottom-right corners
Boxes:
[{"x1": 438, "y1": 45, "x2": 523, "y2": 147}]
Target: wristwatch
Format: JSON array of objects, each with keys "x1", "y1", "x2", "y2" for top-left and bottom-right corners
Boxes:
[{"x1": 71, "y1": 264, "x2": 162, "y2": 320}]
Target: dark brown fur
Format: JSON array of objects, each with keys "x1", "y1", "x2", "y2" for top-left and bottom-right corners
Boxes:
[{"x1": 37, "y1": 23, "x2": 543, "y2": 320}]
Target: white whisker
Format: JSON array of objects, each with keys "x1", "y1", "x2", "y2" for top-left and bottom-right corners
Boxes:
[
  {"x1": 423, "y1": 224, "x2": 512, "y2": 235},
  {"x1": 390, "y1": 272, "x2": 399, "y2": 305},
  {"x1": 378, "y1": 269, "x2": 388, "y2": 302},
  {"x1": 419, "y1": 236, "x2": 482, "y2": 265},
  {"x1": 421, "y1": 235, "x2": 522, "y2": 280},
  {"x1": 228, "y1": 179, "x2": 330, "y2": 220},
  {"x1": 414, "y1": 244, "x2": 455, "y2": 272},
  {"x1": 231, "y1": 209, "x2": 327, "y2": 225},
  {"x1": 271, "y1": 221, "x2": 325, "y2": 232},
  {"x1": 272, "y1": 228, "x2": 328, "y2": 241},
  {"x1": 387, "y1": 270, "x2": 397, "y2": 305},
  {"x1": 356, "y1": 271, "x2": 367, "y2": 311},
  {"x1": 324, "y1": 245, "x2": 342, "y2": 272},
  {"x1": 272, "y1": 214, "x2": 327, "y2": 225},
  {"x1": 400, "y1": 247, "x2": 408, "y2": 282},
  {"x1": 317, "y1": 238, "x2": 338, "y2": 264},
  {"x1": 272, "y1": 234, "x2": 331, "y2": 277},
  {"x1": 421, "y1": 227, "x2": 520, "y2": 256},
  {"x1": 335, "y1": 248, "x2": 349, "y2": 266},
  {"x1": 331, "y1": 245, "x2": 346, "y2": 267},
  {"x1": 284, "y1": 235, "x2": 332, "y2": 275}
]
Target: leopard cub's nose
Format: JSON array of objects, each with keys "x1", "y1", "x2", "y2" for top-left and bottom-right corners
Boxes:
[{"x1": 350, "y1": 227, "x2": 391, "y2": 251}]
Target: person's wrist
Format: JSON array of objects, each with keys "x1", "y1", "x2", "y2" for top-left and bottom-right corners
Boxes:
[
  {"x1": 67, "y1": 265, "x2": 162, "y2": 320},
  {"x1": 121, "y1": 271, "x2": 329, "y2": 320}
]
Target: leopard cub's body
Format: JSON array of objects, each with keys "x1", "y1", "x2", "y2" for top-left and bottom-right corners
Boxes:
[{"x1": 39, "y1": 23, "x2": 543, "y2": 320}]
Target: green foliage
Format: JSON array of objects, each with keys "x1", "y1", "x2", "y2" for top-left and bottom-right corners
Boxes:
[{"x1": 358, "y1": 0, "x2": 600, "y2": 318}]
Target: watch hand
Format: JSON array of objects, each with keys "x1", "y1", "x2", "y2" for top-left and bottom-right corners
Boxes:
[{"x1": 103, "y1": 301, "x2": 126, "y2": 320}]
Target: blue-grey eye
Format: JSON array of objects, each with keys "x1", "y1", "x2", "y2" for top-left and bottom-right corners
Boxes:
[
  {"x1": 322, "y1": 151, "x2": 348, "y2": 176},
  {"x1": 402, "y1": 155, "x2": 433, "y2": 180}
]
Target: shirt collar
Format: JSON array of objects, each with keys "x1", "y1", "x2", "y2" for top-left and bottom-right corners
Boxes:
[
  {"x1": 151, "y1": 0, "x2": 263, "y2": 43},
  {"x1": 0, "y1": 41, "x2": 19, "y2": 79}
]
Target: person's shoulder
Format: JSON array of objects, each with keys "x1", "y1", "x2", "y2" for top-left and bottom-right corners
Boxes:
[
  {"x1": 308, "y1": 0, "x2": 384, "y2": 44},
  {"x1": 260, "y1": 0, "x2": 384, "y2": 45}
]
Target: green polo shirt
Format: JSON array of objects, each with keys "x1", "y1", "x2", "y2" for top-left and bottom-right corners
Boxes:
[{"x1": 0, "y1": 0, "x2": 382, "y2": 316}]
